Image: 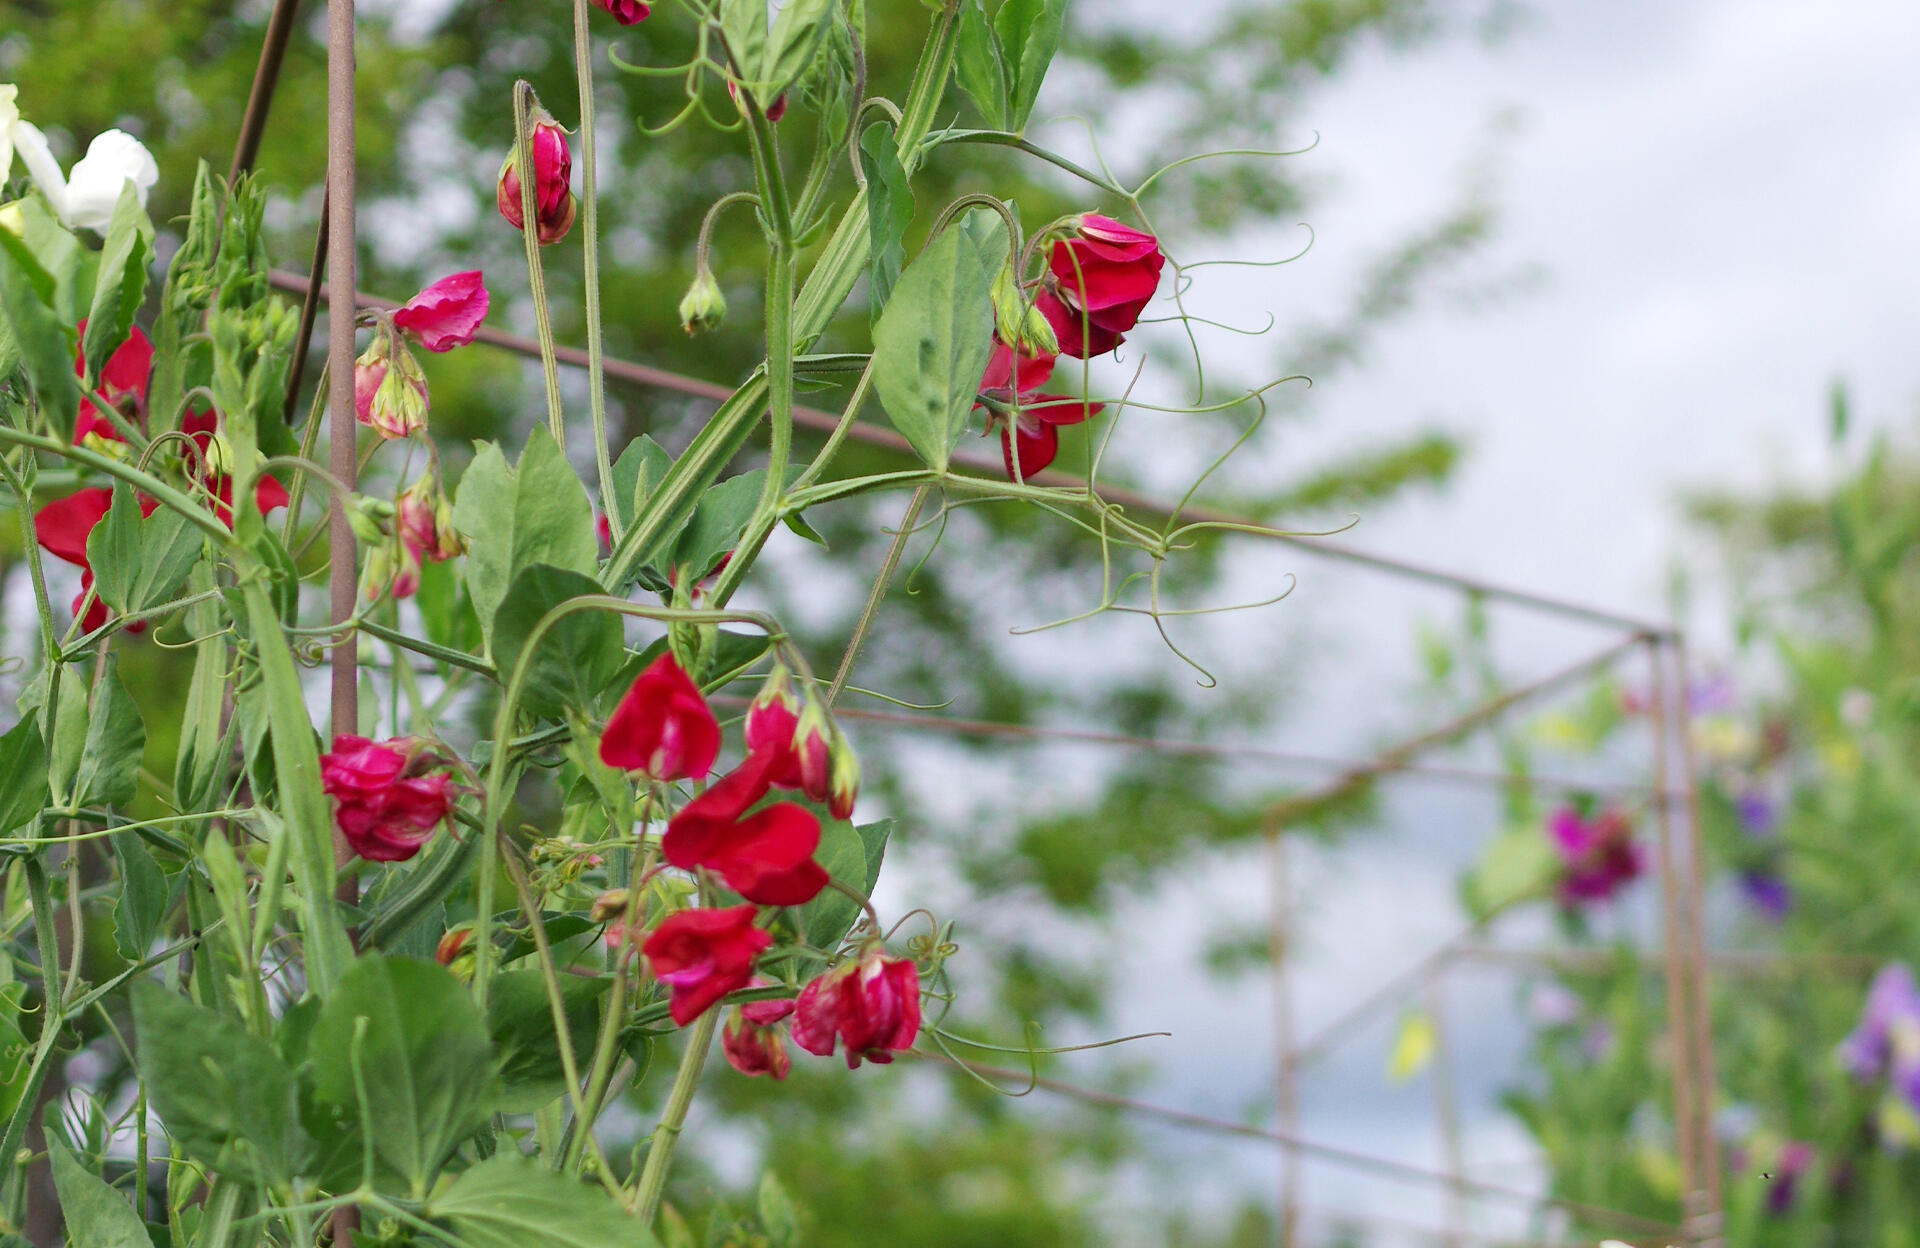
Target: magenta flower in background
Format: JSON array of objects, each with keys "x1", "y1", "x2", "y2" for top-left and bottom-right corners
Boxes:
[
  {"x1": 391, "y1": 270, "x2": 489, "y2": 352},
  {"x1": 590, "y1": 0, "x2": 650, "y2": 24},
  {"x1": 1548, "y1": 806, "x2": 1644, "y2": 905},
  {"x1": 320, "y1": 735, "x2": 455, "y2": 862},
  {"x1": 792, "y1": 947, "x2": 922, "y2": 1069}
]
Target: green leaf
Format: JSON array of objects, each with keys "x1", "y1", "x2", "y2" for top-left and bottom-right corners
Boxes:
[
  {"x1": 75, "y1": 661, "x2": 145, "y2": 810},
  {"x1": 46, "y1": 1137, "x2": 152, "y2": 1248},
  {"x1": 81, "y1": 184, "x2": 155, "y2": 391},
  {"x1": 860, "y1": 124, "x2": 915, "y2": 323},
  {"x1": 757, "y1": 1172, "x2": 798, "y2": 1248},
  {"x1": 871, "y1": 226, "x2": 996, "y2": 472},
  {"x1": 0, "y1": 226, "x2": 81, "y2": 441},
  {"x1": 130, "y1": 982, "x2": 312, "y2": 1187},
  {"x1": 667, "y1": 468, "x2": 766, "y2": 582},
  {"x1": 0, "y1": 985, "x2": 31, "y2": 1127},
  {"x1": 995, "y1": 0, "x2": 1070, "y2": 131},
  {"x1": 607, "y1": 434, "x2": 671, "y2": 546},
  {"x1": 87, "y1": 484, "x2": 206, "y2": 619},
  {"x1": 719, "y1": 0, "x2": 769, "y2": 90},
  {"x1": 952, "y1": 0, "x2": 1009, "y2": 128},
  {"x1": 1461, "y1": 820, "x2": 1558, "y2": 920},
  {"x1": 0, "y1": 718, "x2": 48, "y2": 837},
  {"x1": 429, "y1": 1157, "x2": 659, "y2": 1248},
  {"x1": 490, "y1": 565, "x2": 624, "y2": 721},
  {"x1": 798, "y1": 817, "x2": 892, "y2": 958},
  {"x1": 18, "y1": 198, "x2": 88, "y2": 323},
  {"x1": 453, "y1": 429, "x2": 598, "y2": 652},
  {"x1": 485, "y1": 970, "x2": 610, "y2": 1114},
  {"x1": 761, "y1": 0, "x2": 835, "y2": 98},
  {"x1": 111, "y1": 831, "x2": 168, "y2": 959},
  {"x1": 309, "y1": 956, "x2": 500, "y2": 1197}
]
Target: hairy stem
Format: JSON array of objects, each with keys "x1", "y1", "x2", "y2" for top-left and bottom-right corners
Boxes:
[
  {"x1": 572, "y1": 0, "x2": 619, "y2": 533},
  {"x1": 632, "y1": 1008, "x2": 720, "y2": 1224}
]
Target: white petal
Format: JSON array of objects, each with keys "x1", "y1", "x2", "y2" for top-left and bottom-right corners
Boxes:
[
  {"x1": 0, "y1": 86, "x2": 18, "y2": 184},
  {"x1": 9, "y1": 120, "x2": 68, "y2": 225},
  {"x1": 64, "y1": 129, "x2": 158, "y2": 232}
]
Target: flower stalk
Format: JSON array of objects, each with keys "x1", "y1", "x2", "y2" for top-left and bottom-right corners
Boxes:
[
  {"x1": 571, "y1": 0, "x2": 619, "y2": 534},
  {"x1": 512, "y1": 80, "x2": 566, "y2": 443}
]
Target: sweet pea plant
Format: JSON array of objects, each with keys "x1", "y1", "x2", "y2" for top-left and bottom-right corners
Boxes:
[{"x1": 0, "y1": 1, "x2": 1287, "y2": 1243}]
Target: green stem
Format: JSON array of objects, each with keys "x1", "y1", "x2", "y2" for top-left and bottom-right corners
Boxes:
[
  {"x1": 0, "y1": 426, "x2": 236, "y2": 546},
  {"x1": 743, "y1": 100, "x2": 795, "y2": 543},
  {"x1": 788, "y1": 357, "x2": 878, "y2": 494},
  {"x1": 0, "y1": 451, "x2": 59, "y2": 657},
  {"x1": 572, "y1": 0, "x2": 618, "y2": 534},
  {"x1": 632, "y1": 1008, "x2": 720, "y2": 1224},
  {"x1": 827, "y1": 486, "x2": 929, "y2": 706},
  {"x1": 0, "y1": 859, "x2": 66, "y2": 1187},
  {"x1": 281, "y1": 371, "x2": 330, "y2": 548},
  {"x1": 513, "y1": 80, "x2": 566, "y2": 442}
]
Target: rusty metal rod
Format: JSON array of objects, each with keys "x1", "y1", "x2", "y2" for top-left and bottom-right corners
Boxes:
[
  {"x1": 228, "y1": 0, "x2": 306, "y2": 184},
  {"x1": 325, "y1": 1, "x2": 357, "y2": 831},
  {"x1": 264, "y1": 270, "x2": 1673, "y2": 638}
]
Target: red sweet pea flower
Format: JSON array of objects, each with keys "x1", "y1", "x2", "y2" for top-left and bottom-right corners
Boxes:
[
  {"x1": 34, "y1": 487, "x2": 159, "y2": 634},
  {"x1": 320, "y1": 735, "x2": 455, "y2": 863},
  {"x1": 723, "y1": 995, "x2": 797, "y2": 1079},
  {"x1": 792, "y1": 947, "x2": 922, "y2": 1069},
  {"x1": 664, "y1": 750, "x2": 829, "y2": 906},
  {"x1": 392, "y1": 271, "x2": 490, "y2": 353},
  {"x1": 600, "y1": 654, "x2": 722, "y2": 781},
  {"x1": 73, "y1": 324, "x2": 154, "y2": 441},
  {"x1": 498, "y1": 112, "x2": 577, "y2": 246},
  {"x1": 976, "y1": 342, "x2": 1103, "y2": 480},
  {"x1": 179, "y1": 410, "x2": 290, "y2": 527},
  {"x1": 1037, "y1": 214, "x2": 1165, "y2": 359},
  {"x1": 643, "y1": 905, "x2": 771, "y2": 1026},
  {"x1": 1548, "y1": 806, "x2": 1644, "y2": 905},
  {"x1": 591, "y1": 0, "x2": 650, "y2": 24}
]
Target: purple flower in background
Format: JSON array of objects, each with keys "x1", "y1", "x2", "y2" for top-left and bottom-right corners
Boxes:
[
  {"x1": 1735, "y1": 788, "x2": 1778, "y2": 837},
  {"x1": 1739, "y1": 870, "x2": 1792, "y2": 921},
  {"x1": 1840, "y1": 964, "x2": 1920, "y2": 1123},
  {"x1": 1548, "y1": 807, "x2": 1645, "y2": 905},
  {"x1": 1688, "y1": 673, "x2": 1737, "y2": 714},
  {"x1": 1766, "y1": 1141, "x2": 1814, "y2": 1216}
]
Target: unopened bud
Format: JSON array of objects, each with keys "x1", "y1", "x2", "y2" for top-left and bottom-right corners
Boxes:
[
  {"x1": 436, "y1": 927, "x2": 472, "y2": 966},
  {"x1": 992, "y1": 264, "x2": 1058, "y2": 358},
  {"x1": 590, "y1": 889, "x2": 632, "y2": 923},
  {"x1": 355, "y1": 325, "x2": 430, "y2": 440},
  {"x1": 346, "y1": 496, "x2": 395, "y2": 546},
  {"x1": 828, "y1": 736, "x2": 860, "y2": 822},
  {"x1": 678, "y1": 266, "x2": 727, "y2": 336},
  {"x1": 497, "y1": 109, "x2": 577, "y2": 246}
]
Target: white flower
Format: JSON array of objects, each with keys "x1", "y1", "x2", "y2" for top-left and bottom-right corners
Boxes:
[
  {"x1": 0, "y1": 85, "x2": 17, "y2": 184},
  {"x1": 9, "y1": 120, "x2": 157, "y2": 232}
]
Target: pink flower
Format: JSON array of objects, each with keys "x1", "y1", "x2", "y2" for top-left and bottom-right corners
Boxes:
[
  {"x1": 1037, "y1": 214, "x2": 1165, "y2": 359},
  {"x1": 498, "y1": 112, "x2": 576, "y2": 246},
  {"x1": 1548, "y1": 806, "x2": 1644, "y2": 905},
  {"x1": 663, "y1": 749, "x2": 829, "y2": 906},
  {"x1": 600, "y1": 654, "x2": 722, "y2": 781},
  {"x1": 723, "y1": 995, "x2": 797, "y2": 1079},
  {"x1": 591, "y1": 0, "x2": 651, "y2": 23},
  {"x1": 320, "y1": 735, "x2": 455, "y2": 863},
  {"x1": 398, "y1": 473, "x2": 463, "y2": 567},
  {"x1": 391, "y1": 271, "x2": 489, "y2": 353},
  {"x1": 745, "y1": 668, "x2": 858, "y2": 815},
  {"x1": 643, "y1": 905, "x2": 771, "y2": 1026},
  {"x1": 976, "y1": 341, "x2": 1103, "y2": 479},
  {"x1": 353, "y1": 329, "x2": 430, "y2": 439},
  {"x1": 793, "y1": 948, "x2": 922, "y2": 1069}
]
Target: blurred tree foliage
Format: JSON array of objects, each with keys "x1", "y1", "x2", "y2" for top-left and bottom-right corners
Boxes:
[{"x1": 0, "y1": 0, "x2": 1513, "y2": 1240}]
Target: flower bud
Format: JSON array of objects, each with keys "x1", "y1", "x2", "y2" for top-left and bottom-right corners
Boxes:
[
  {"x1": 590, "y1": 0, "x2": 651, "y2": 23},
  {"x1": 435, "y1": 927, "x2": 472, "y2": 966},
  {"x1": 346, "y1": 496, "x2": 395, "y2": 547},
  {"x1": 746, "y1": 666, "x2": 801, "y2": 755},
  {"x1": 399, "y1": 472, "x2": 464, "y2": 564},
  {"x1": 354, "y1": 326, "x2": 430, "y2": 439},
  {"x1": 828, "y1": 737, "x2": 860, "y2": 822},
  {"x1": 497, "y1": 111, "x2": 577, "y2": 246},
  {"x1": 992, "y1": 263, "x2": 1058, "y2": 358},
  {"x1": 726, "y1": 80, "x2": 788, "y2": 123},
  {"x1": 678, "y1": 266, "x2": 727, "y2": 336},
  {"x1": 590, "y1": 888, "x2": 633, "y2": 924},
  {"x1": 791, "y1": 700, "x2": 834, "y2": 807}
]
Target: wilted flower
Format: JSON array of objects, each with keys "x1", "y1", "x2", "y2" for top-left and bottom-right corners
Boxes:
[
  {"x1": 497, "y1": 110, "x2": 576, "y2": 245},
  {"x1": 1547, "y1": 806, "x2": 1644, "y2": 905},
  {"x1": 600, "y1": 654, "x2": 722, "y2": 781},
  {"x1": 975, "y1": 341, "x2": 1102, "y2": 480},
  {"x1": 10, "y1": 116, "x2": 158, "y2": 232},
  {"x1": 792, "y1": 946, "x2": 922, "y2": 1069},
  {"x1": 723, "y1": 996, "x2": 797, "y2": 1080},
  {"x1": 643, "y1": 905, "x2": 771, "y2": 1026},
  {"x1": 319, "y1": 735, "x2": 455, "y2": 863}
]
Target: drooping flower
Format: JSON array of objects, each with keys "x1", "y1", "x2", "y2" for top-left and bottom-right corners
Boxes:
[
  {"x1": 643, "y1": 905, "x2": 771, "y2": 1026},
  {"x1": 975, "y1": 341, "x2": 1103, "y2": 480},
  {"x1": 1035, "y1": 213, "x2": 1164, "y2": 359},
  {"x1": 1547, "y1": 806, "x2": 1644, "y2": 905},
  {"x1": 398, "y1": 472, "x2": 464, "y2": 568},
  {"x1": 723, "y1": 995, "x2": 797, "y2": 1079},
  {"x1": 591, "y1": 0, "x2": 651, "y2": 24},
  {"x1": 319, "y1": 735, "x2": 455, "y2": 863},
  {"x1": 10, "y1": 119, "x2": 158, "y2": 232},
  {"x1": 600, "y1": 654, "x2": 722, "y2": 781},
  {"x1": 663, "y1": 749, "x2": 829, "y2": 906},
  {"x1": 497, "y1": 110, "x2": 576, "y2": 246},
  {"x1": 678, "y1": 266, "x2": 727, "y2": 336},
  {"x1": 792, "y1": 946, "x2": 922, "y2": 1069},
  {"x1": 353, "y1": 325, "x2": 431, "y2": 440},
  {"x1": 391, "y1": 271, "x2": 490, "y2": 352}
]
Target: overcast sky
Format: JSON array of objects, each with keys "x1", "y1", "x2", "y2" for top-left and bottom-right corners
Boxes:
[{"x1": 980, "y1": 1, "x2": 1920, "y2": 1242}]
